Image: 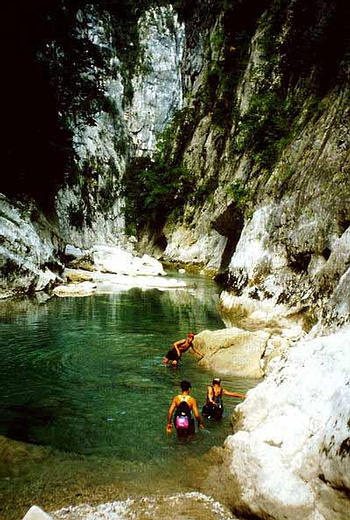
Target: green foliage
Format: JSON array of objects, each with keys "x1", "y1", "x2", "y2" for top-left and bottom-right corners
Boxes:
[
  {"x1": 123, "y1": 156, "x2": 193, "y2": 235},
  {"x1": 232, "y1": 91, "x2": 299, "y2": 169},
  {"x1": 193, "y1": 176, "x2": 219, "y2": 206},
  {"x1": 123, "y1": 104, "x2": 199, "y2": 234},
  {"x1": 225, "y1": 181, "x2": 250, "y2": 210},
  {"x1": 156, "y1": 106, "x2": 199, "y2": 164}
]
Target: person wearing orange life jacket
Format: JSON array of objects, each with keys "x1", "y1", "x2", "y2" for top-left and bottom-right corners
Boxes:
[
  {"x1": 163, "y1": 333, "x2": 204, "y2": 367},
  {"x1": 202, "y1": 377, "x2": 246, "y2": 419},
  {"x1": 166, "y1": 380, "x2": 204, "y2": 436}
]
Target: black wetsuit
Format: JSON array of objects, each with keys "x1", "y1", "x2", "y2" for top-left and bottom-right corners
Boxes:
[
  {"x1": 202, "y1": 386, "x2": 223, "y2": 419},
  {"x1": 165, "y1": 340, "x2": 188, "y2": 362},
  {"x1": 165, "y1": 346, "x2": 181, "y2": 362}
]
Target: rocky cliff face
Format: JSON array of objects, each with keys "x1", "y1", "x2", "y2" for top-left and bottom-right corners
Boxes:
[
  {"x1": 161, "y1": 0, "x2": 350, "y2": 331},
  {"x1": 1, "y1": 2, "x2": 184, "y2": 294},
  {"x1": 203, "y1": 325, "x2": 350, "y2": 520},
  {"x1": 55, "y1": 4, "x2": 184, "y2": 249}
]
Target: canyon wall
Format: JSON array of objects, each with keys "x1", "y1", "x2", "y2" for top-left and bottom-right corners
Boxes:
[{"x1": 1, "y1": 2, "x2": 349, "y2": 518}]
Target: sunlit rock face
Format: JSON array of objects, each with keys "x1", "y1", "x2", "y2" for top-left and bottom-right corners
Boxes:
[
  {"x1": 127, "y1": 5, "x2": 184, "y2": 156},
  {"x1": 55, "y1": 4, "x2": 184, "y2": 248},
  {"x1": 164, "y1": 227, "x2": 227, "y2": 270},
  {"x1": 162, "y1": 3, "x2": 350, "y2": 329},
  {"x1": 54, "y1": 6, "x2": 127, "y2": 249},
  {"x1": 206, "y1": 325, "x2": 350, "y2": 520},
  {"x1": 0, "y1": 194, "x2": 62, "y2": 297}
]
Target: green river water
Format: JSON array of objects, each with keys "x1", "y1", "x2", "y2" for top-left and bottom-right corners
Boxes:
[{"x1": 0, "y1": 274, "x2": 259, "y2": 519}]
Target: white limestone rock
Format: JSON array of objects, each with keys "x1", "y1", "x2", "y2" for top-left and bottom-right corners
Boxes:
[
  {"x1": 92, "y1": 245, "x2": 165, "y2": 276},
  {"x1": 22, "y1": 505, "x2": 53, "y2": 520},
  {"x1": 164, "y1": 227, "x2": 227, "y2": 270},
  {"x1": 195, "y1": 327, "x2": 270, "y2": 378},
  {"x1": 63, "y1": 268, "x2": 94, "y2": 283},
  {"x1": 34, "y1": 268, "x2": 58, "y2": 292},
  {"x1": 214, "y1": 325, "x2": 350, "y2": 520},
  {"x1": 53, "y1": 281, "x2": 96, "y2": 297},
  {"x1": 128, "y1": 5, "x2": 184, "y2": 156},
  {"x1": 64, "y1": 244, "x2": 86, "y2": 258},
  {"x1": 0, "y1": 194, "x2": 62, "y2": 295},
  {"x1": 93, "y1": 272, "x2": 186, "y2": 293}
]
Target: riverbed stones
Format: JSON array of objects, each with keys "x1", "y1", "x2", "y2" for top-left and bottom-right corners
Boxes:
[
  {"x1": 53, "y1": 281, "x2": 97, "y2": 297},
  {"x1": 52, "y1": 492, "x2": 237, "y2": 520},
  {"x1": 207, "y1": 325, "x2": 350, "y2": 520}
]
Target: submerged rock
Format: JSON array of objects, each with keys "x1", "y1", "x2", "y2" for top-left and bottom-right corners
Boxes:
[{"x1": 51, "y1": 492, "x2": 236, "y2": 520}]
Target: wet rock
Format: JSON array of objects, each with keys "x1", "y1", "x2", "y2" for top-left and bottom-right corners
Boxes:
[
  {"x1": 195, "y1": 328, "x2": 269, "y2": 378},
  {"x1": 53, "y1": 281, "x2": 96, "y2": 297},
  {"x1": 209, "y1": 325, "x2": 350, "y2": 520}
]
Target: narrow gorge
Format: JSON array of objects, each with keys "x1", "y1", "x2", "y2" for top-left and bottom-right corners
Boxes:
[{"x1": 1, "y1": 1, "x2": 349, "y2": 520}]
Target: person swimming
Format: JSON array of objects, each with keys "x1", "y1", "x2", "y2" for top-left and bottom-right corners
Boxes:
[
  {"x1": 202, "y1": 377, "x2": 246, "y2": 419},
  {"x1": 166, "y1": 380, "x2": 204, "y2": 437},
  {"x1": 163, "y1": 333, "x2": 204, "y2": 367}
]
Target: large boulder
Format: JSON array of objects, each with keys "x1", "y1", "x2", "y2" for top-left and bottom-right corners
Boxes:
[
  {"x1": 22, "y1": 506, "x2": 53, "y2": 520},
  {"x1": 92, "y1": 245, "x2": 166, "y2": 276},
  {"x1": 195, "y1": 328, "x2": 270, "y2": 378},
  {"x1": 205, "y1": 325, "x2": 350, "y2": 520},
  {"x1": 53, "y1": 281, "x2": 96, "y2": 297}
]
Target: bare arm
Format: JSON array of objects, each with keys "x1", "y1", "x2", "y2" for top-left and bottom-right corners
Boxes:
[
  {"x1": 207, "y1": 386, "x2": 216, "y2": 405},
  {"x1": 191, "y1": 344, "x2": 204, "y2": 358},
  {"x1": 222, "y1": 389, "x2": 246, "y2": 399},
  {"x1": 191, "y1": 398, "x2": 205, "y2": 429},
  {"x1": 166, "y1": 397, "x2": 178, "y2": 432},
  {"x1": 173, "y1": 339, "x2": 186, "y2": 348}
]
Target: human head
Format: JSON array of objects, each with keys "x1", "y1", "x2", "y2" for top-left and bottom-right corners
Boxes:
[
  {"x1": 187, "y1": 333, "x2": 195, "y2": 340},
  {"x1": 180, "y1": 380, "x2": 192, "y2": 392},
  {"x1": 212, "y1": 377, "x2": 221, "y2": 386}
]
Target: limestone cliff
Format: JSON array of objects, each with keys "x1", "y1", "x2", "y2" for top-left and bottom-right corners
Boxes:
[
  {"x1": 160, "y1": 0, "x2": 350, "y2": 331},
  {"x1": 1, "y1": 1, "x2": 184, "y2": 294}
]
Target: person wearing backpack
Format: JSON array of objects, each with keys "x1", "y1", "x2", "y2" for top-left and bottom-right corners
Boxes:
[
  {"x1": 202, "y1": 377, "x2": 246, "y2": 419},
  {"x1": 166, "y1": 380, "x2": 204, "y2": 436}
]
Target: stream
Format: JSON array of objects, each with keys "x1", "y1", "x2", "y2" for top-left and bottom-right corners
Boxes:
[{"x1": 0, "y1": 273, "x2": 259, "y2": 519}]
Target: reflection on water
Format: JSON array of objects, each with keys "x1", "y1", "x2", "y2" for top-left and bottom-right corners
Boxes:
[{"x1": 0, "y1": 274, "x2": 258, "y2": 519}]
